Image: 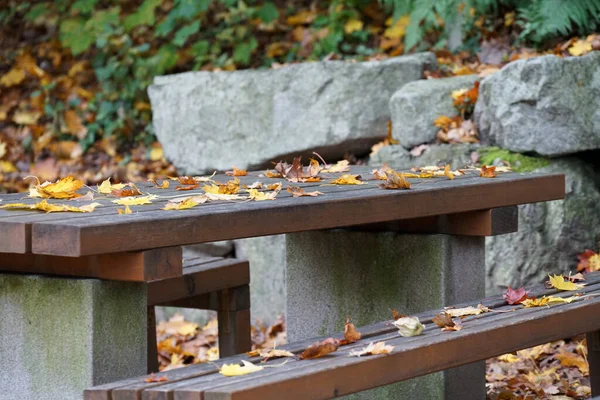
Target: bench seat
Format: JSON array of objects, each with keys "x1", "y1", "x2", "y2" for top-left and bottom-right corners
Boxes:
[
  {"x1": 147, "y1": 256, "x2": 251, "y2": 372},
  {"x1": 88, "y1": 271, "x2": 600, "y2": 400}
]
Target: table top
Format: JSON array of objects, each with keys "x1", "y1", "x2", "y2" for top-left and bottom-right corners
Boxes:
[{"x1": 0, "y1": 165, "x2": 564, "y2": 257}]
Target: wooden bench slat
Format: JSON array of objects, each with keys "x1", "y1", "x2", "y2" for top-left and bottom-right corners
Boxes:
[
  {"x1": 0, "y1": 247, "x2": 183, "y2": 281},
  {"x1": 147, "y1": 258, "x2": 250, "y2": 306},
  {"x1": 87, "y1": 272, "x2": 600, "y2": 400},
  {"x1": 33, "y1": 173, "x2": 564, "y2": 257},
  {"x1": 202, "y1": 294, "x2": 600, "y2": 400}
]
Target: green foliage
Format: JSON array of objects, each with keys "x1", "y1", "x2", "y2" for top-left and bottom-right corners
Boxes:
[
  {"x1": 479, "y1": 147, "x2": 550, "y2": 172},
  {"x1": 382, "y1": 0, "x2": 600, "y2": 49}
]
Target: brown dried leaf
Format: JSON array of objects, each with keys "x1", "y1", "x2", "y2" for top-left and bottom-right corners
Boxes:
[
  {"x1": 226, "y1": 167, "x2": 248, "y2": 177},
  {"x1": 287, "y1": 185, "x2": 323, "y2": 197},
  {"x1": 341, "y1": 316, "x2": 361, "y2": 345},
  {"x1": 299, "y1": 338, "x2": 340, "y2": 360},
  {"x1": 479, "y1": 165, "x2": 496, "y2": 178},
  {"x1": 378, "y1": 171, "x2": 410, "y2": 190}
]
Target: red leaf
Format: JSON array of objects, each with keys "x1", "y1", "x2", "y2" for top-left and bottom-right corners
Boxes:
[{"x1": 503, "y1": 286, "x2": 533, "y2": 305}]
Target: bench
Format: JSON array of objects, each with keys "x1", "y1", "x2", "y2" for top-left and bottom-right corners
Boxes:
[
  {"x1": 147, "y1": 256, "x2": 251, "y2": 372},
  {"x1": 0, "y1": 166, "x2": 565, "y2": 399},
  {"x1": 86, "y1": 271, "x2": 600, "y2": 400}
]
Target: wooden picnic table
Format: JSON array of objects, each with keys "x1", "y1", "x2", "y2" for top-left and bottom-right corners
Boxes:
[{"x1": 0, "y1": 165, "x2": 565, "y2": 400}]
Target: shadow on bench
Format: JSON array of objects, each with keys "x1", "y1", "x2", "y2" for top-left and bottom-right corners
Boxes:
[{"x1": 88, "y1": 272, "x2": 600, "y2": 400}]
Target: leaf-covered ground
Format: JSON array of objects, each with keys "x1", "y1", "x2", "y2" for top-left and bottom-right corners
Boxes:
[{"x1": 156, "y1": 314, "x2": 592, "y2": 399}]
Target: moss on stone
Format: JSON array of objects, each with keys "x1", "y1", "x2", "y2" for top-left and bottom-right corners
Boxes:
[{"x1": 478, "y1": 147, "x2": 549, "y2": 172}]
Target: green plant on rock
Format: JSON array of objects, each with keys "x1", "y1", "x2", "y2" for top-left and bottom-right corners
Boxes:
[{"x1": 478, "y1": 147, "x2": 550, "y2": 172}]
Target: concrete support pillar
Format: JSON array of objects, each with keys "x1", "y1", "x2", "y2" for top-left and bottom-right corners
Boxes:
[
  {"x1": 286, "y1": 231, "x2": 486, "y2": 400},
  {"x1": 0, "y1": 274, "x2": 147, "y2": 400}
]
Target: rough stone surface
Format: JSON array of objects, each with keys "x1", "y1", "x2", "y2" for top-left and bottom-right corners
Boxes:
[
  {"x1": 235, "y1": 235, "x2": 286, "y2": 325},
  {"x1": 0, "y1": 274, "x2": 146, "y2": 400},
  {"x1": 486, "y1": 157, "x2": 600, "y2": 294},
  {"x1": 286, "y1": 231, "x2": 485, "y2": 399},
  {"x1": 475, "y1": 52, "x2": 600, "y2": 156},
  {"x1": 369, "y1": 143, "x2": 479, "y2": 170},
  {"x1": 390, "y1": 74, "x2": 480, "y2": 149},
  {"x1": 149, "y1": 53, "x2": 437, "y2": 174}
]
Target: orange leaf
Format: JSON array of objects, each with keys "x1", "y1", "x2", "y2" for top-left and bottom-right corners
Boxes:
[
  {"x1": 111, "y1": 185, "x2": 142, "y2": 197},
  {"x1": 378, "y1": 171, "x2": 410, "y2": 190},
  {"x1": 64, "y1": 110, "x2": 88, "y2": 140},
  {"x1": 149, "y1": 179, "x2": 170, "y2": 189},
  {"x1": 577, "y1": 249, "x2": 600, "y2": 272},
  {"x1": 176, "y1": 183, "x2": 200, "y2": 191},
  {"x1": 226, "y1": 167, "x2": 248, "y2": 177},
  {"x1": 299, "y1": 338, "x2": 340, "y2": 360},
  {"x1": 341, "y1": 316, "x2": 361, "y2": 345},
  {"x1": 444, "y1": 164, "x2": 454, "y2": 180},
  {"x1": 432, "y1": 312, "x2": 462, "y2": 332},
  {"x1": 286, "y1": 185, "x2": 323, "y2": 197},
  {"x1": 479, "y1": 165, "x2": 496, "y2": 178},
  {"x1": 144, "y1": 373, "x2": 168, "y2": 383},
  {"x1": 177, "y1": 176, "x2": 197, "y2": 185}
]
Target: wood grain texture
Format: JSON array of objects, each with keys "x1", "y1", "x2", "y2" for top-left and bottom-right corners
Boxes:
[
  {"x1": 350, "y1": 205, "x2": 518, "y2": 236},
  {"x1": 84, "y1": 272, "x2": 600, "y2": 400},
  {"x1": 0, "y1": 246, "x2": 182, "y2": 281},
  {"x1": 31, "y1": 172, "x2": 564, "y2": 256}
]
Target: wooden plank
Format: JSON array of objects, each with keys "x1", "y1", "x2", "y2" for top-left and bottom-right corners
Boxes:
[
  {"x1": 147, "y1": 258, "x2": 249, "y2": 306},
  {"x1": 350, "y1": 205, "x2": 518, "y2": 236},
  {"x1": 32, "y1": 173, "x2": 565, "y2": 256},
  {"x1": 86, "y1": 272, "x2": 600, "y2": 400},
  {"x1": 202, "y1": 296, "x2": 600, "y2": 400},
  {"x1": 588, "y1": 330, "x2": 600, "y2": 396},
  {"x1": 0, "y1": 246, "x2": 182, "y2": 281}
]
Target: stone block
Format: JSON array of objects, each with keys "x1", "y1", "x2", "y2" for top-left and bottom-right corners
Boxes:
[
  {"x1": 149, "y1": 53, "x2": 437, "y2": 174},
  {"x1": 0, "y1": 274, "x2": 147, "y2": 400},
  {"x1": 370, "y1": 143, "x2": 479, "y2": 170},
  {"x1": 390, "y1": 74, "x2": 480, "y2": 149},
  {"x1": 286, "y1": 230, "x2": 485, "y2": 399}
]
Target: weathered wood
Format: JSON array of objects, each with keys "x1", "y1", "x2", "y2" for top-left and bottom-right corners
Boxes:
[
  {"x1": 85, "y1": 273, "x2": 600, "y2": 400},
  {"x1": 588, "y1": 330, "x2": 600, "y2": 397},
  {"x1": 147, "y1": 306, "x2": 159, "y2": 374},
  {"x1": 31, "y1": 172, "x2": 564, "y2": 256},
  {"x1": 147, "y1": 258, "x2": 250, "y2": 306},
  {"x1": 350, "y1": 206, "x2": 518, "y2": 236},
  {"x1": 0, "y1": 247, "x2": 182, "y2": 281}
]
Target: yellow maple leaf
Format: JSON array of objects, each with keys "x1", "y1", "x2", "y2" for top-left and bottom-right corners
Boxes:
[
  {"x1": 384, "y1": 15, "x2": 410, "y2": 39},
  {"x1": 97, "y1": 178, "x2": 126, "y2": 194},
  {"x1": 521, "y1": 295, "x2": 577, "y2": 308},
  {"x1": 497, "y1": 353, "x2": 520, "y2": 363},
  {"x1": 35, "y1": 176, "x2": 84, "y2": 199},
  {"x1": 162, "y1": 196, "x2": 207, "y2": 210},
  {"x1": 1, "y1": 200, "x2": 101, "y2": 213},
  {"x1": 444, "y1": 164, "x2": 454, "y2": 180},
  {"x1": 556, "y1": 351, "x2": 589, "y2": 374},
  {"x1": 568, "y1": 40, "x2": 592, "y2": 56},
  {"x1": 0, "y1": 67, "x2": 26, "y2": 87},
  {"x1": 219, "y1": 360, "x2": 264, "y2": 377},
  {"x1": 117, "y1": 205, "x2": 132, "y2": 215},
  {"x1": 177, "y1": 321, "x2": 199, "y2": 336},
  {"x1": 330, "y1": 174, "x2": 366, "y2": 185},
  {"x1": 248, "y1": 188, "x2": 279, "y2": 201},
  {"x1": 0, "y1": 160, "x2": 17, "y2": 173},
  {"x1": 112, "y1": 195, "x2": 157, "y2": 206},
  {"x1": 548, "y1": 274, "x2": 585, "y2": 291},
  {"x1": 344, "y1": 19, "x2": 363, "y2": 34}
]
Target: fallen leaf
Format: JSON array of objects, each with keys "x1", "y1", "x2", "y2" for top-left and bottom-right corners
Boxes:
[
  {"x1": 219, "y1": 360, "x2": 263, "y2": 377},
  {"x1": 548, "y1": 274, "x2": 585, "y2": 291},
  {"x1": 349, "y1": 341, "x2": 394, "y2": 357},
  {"x1": 322, "y1": 160, "x2": 351, "y2": 173},
  {"x1": 149, "y1": 179, "x2": 170, "y2": 189},
  {"x1": 64, "y1": 110, "x2": 88, "y2": 140},
  {"x1": 203, "y1": 178, "x2": 240, "y2": 195},
  {"x1": 341, "y1": 316, "x2": 361, "y2": 345},
  {"x1": 162, "y1": 195, "x2": 208, "y2": 210},
  {"x1": 264, "y1": 170, "x2": 283, "y2": 178},
  {"x1": 98, "y1": 178, "x2": 126, "y2": 194},
  {"x1": 444, "y1": 304, "x2": 490, "y2": 318},
  {"x1": 0, "y1": 160, "x2": 17, "y2": 173},
  {"x1": 144, "y1": 373, "x2": 168, "y2": 383},
  {"x1": 248, "y1": 188, "x2": 279, "y2": 201},
  {"x1": 577, "y1": 249, "x2": 600, "y2": 272},
  {"x1": 118, "y1": 205, "x2": 132, "y2": 214},
  {"x1": 245, "y1": 181, "x2": 263, "y2": 189},
  {"x1": 287, "y1": 185, "x2": 323, "y2": 197},
  {"x1": 176, "y1": 176, "x2": 197, "y2": 185},
  {"x1": 176, "y1": 184, "x2": 200, "y2": 191},
  {"x1": 205, "y1": 193, "x2": 246, "y2": 201},
  {"x1": 378, "y1": 171, "x2": 410, "y2": 190},
  {"x1": 432, "y1": 312, "x2": 462, "y2": 332},
  {"x1": 521, "y1": 296, "x2": 577, "y2": 308},
  {"x1": 0, "y1": 67, "x2": 26, "y2": 87},
  {"x1": 1, "y1": 200, "x2": 101, "y2": 213},
  {"x1": 111, "y1": 185, "x2": 142, "y2": 197},
  {"x1": 299, "y1": 338, "x2": 340, "y2": 360},
  {"x1": 479, "y1": 165, "x2": 496, "y2": 178},
  {"x1": 344, "y1": 18, "x2": 363, "y2": 34},
  {"x1": 258, "y1": 348, "x2": 295, "y2": 360},
  {"x1": 391, "y1": 309, "x2": 406, "y2": 321},
  {"x1": 13, "y1": 111, "x2": 41, "y2": 125},
  {"x1": 568, "y1": 39, "x2": 592, "y2": 56},
  {"x1": 266, "y1": 182, "x2": 282, "y2": 191},
  {"x1": 330, "y1": 174, "x2": 366, "y2": 185},
  {"x1": 226, "y1": 167, "x2": 248, "y2": 176},
  {"x1": 503, "y1": 286, "x2": 533, "y2": 305},
  {"x1": 112, "y1": 195, "x2": 157, "y2": 206},
  {"x1": 444, "y1": 164, "x2": 454, "y2": 180},
  {"x1": 393, "y1": 316, "x2": 424, "y2": 337},
  {"x1": 497, "y1": 353, "x2": 520, "y2": 363},
  {"x1": 556, "y1": 351, "x2": 589, "y2": 374},
  {"x1": 34, "y1": 176, "x2": 84, "y2": 199}
]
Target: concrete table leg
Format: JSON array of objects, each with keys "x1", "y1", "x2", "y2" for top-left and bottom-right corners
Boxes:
[
  {"x1": 286, "y1": 231, "x2": 486, "y2": 400},
  {"x1": 0, "y1": 274, "x2": 147, "y2": 400}
]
